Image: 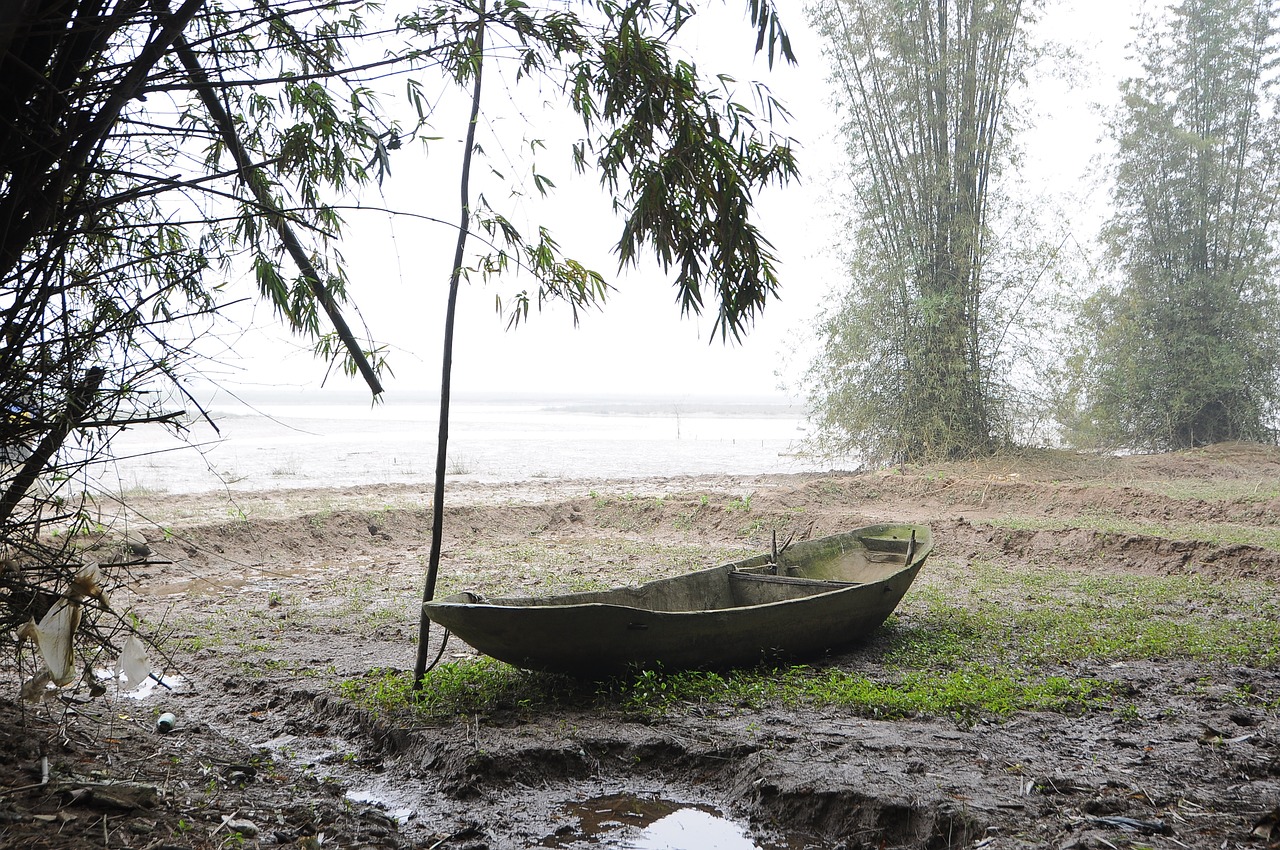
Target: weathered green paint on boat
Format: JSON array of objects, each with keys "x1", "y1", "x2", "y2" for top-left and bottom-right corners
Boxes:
[{"x1": 422, "y1": 524, "x2": 932, "y2": 675}]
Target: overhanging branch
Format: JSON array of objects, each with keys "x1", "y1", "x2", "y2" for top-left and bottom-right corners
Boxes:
[{"x1": 172, "y1": 32, "x2": 384, "y2": 396}]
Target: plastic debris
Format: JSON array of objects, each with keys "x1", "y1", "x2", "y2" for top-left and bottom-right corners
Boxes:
[
  {"x1": 19, "y1": 669, "x2": 54, "y2": 702},
  {"x1": 15, "y1": 561, "x2": 128, "y2": 699},
  {"x1": 1086, "y1": 815, "x2": 1172, "y2": 835},
  {"x1": 115, "y1": 634, "x2": 150, "y2": 689},
  {"x1": 70, "y1": 563, "x2": 109, "y2": 608},
  {"x1": 19, "y1": 597, "x2": 83, "y2": 687}
]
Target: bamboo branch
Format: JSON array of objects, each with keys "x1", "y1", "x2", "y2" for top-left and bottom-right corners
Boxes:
[
  {"x1": 171, "y1": 33, "x2": 383, "y2": 396},
  {"x1": 0, "y1": 0, "x2": 206, "y2": 303},
  {"x1": 0, "y1": 367, "x2": 104, "y2": 527}
]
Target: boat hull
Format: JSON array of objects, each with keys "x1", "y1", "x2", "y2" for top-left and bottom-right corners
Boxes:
[{"x1": 422, "y1": 523, "x2": 931, "y2": 675}]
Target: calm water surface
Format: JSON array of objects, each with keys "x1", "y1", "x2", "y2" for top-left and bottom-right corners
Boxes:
[{"x1": 103, "y1": 393, "x2": 818, "y2": 494}]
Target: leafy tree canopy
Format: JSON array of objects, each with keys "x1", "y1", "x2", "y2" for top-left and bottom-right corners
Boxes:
[{"x1": 1066, "y1": 0, "x2": 1280, "y2": 450}]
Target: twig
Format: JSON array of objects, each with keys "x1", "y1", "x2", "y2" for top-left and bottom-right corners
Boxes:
[
  {"x1": 211, "y1": 810, "x2": 239, "y2": 836},
  {"x1": 0, "y1": 781, "x2": 49, "y2": 797},
  {"x1": 427, "y1": 825, "x2": 482, "y2": 850}
]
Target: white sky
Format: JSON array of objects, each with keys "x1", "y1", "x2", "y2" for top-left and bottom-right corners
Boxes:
[{"x1": 198, "y1": 0, "x2": 1148, "y2": 404}]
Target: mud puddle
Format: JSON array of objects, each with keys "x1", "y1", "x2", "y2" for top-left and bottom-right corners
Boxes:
[{"x1": 543, "y1": 793, "x2": 824, "y2": 849}]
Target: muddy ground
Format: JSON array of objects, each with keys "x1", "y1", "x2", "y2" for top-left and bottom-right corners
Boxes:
[{"x1": 4, "y1": 444, "x2": 1280, "y2": 849}]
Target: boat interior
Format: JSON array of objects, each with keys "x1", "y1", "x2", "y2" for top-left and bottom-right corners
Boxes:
[{"x1": 475, "y1": 529, "x2": 926, "y2": 613}]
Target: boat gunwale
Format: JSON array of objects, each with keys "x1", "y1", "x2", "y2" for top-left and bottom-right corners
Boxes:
[{"x1": 435, "y1": 574, "x2": 872, "y2": 617}]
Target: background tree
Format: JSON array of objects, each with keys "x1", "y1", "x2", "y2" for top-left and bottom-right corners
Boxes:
[
  {"x1": 803, "y1": 0, "x2": 1037, "y2": 464},
  {"x1": 0, "y1": 0, "x2": 796, "y2": 694},
  {"x1": 1067, "y1": 0, "x2": 1280, "y2": 450}
]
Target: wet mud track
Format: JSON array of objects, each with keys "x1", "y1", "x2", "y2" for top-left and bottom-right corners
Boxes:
[{"x1": 205, "y1": 660, "x2": 1276, "y2": 850}]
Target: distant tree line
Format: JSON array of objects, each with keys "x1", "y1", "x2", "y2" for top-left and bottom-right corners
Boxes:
[{"x1": 805, "y1": 0, "x2": 1280, "y2": 462}]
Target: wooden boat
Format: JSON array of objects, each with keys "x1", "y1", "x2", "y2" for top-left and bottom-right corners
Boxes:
[{"x1": 422, "y1": 523, "x2": 932, "y2": 675}]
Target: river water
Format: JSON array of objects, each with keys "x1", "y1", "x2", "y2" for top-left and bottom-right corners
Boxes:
[{"x1": 101, "y1": 391, "x2": 819, "y2": 495}]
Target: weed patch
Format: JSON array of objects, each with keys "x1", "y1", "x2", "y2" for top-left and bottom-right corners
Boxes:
[
  {"x1": 339, "y1": 660, "x2": 583, "y2": 717},
  {"x1": 899, "y1": 564, "x2": 1280, "y2": 667}
]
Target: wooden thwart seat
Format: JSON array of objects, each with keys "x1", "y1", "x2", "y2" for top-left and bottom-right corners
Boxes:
[{"x1": 729, "y1": 570, "x2": 858, "y2": 607}]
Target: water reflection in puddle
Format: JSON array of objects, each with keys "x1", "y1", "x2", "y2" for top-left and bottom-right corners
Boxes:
[
  {"x1": 624, "y1": 808, "x2": 759, "y2": 849},
  {"x1": 93, "y1": 669, "x2": 188, "y2": 700},
  {"x1": 544, "y1": 793, "x2": 817, "y2": 850}
]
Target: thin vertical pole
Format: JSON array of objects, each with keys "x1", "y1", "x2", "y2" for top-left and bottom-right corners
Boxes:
[{"x1": 414, "y1": 2, "x2": 486, "y2": 688}]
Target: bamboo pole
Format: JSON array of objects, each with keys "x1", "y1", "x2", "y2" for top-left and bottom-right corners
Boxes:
[{"x1": 414, "y1": 1, "x2": 486, "y2": 688}]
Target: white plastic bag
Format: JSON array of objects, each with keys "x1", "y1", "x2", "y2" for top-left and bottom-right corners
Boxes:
[{"x1": 115, "y1": 634, "x2": 150, "y2": 689}]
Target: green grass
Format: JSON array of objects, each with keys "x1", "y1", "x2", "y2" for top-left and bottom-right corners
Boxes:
[
  {"x1": 339, "y1": 659, "x2": 1115, "y2": 723},
  {"x1": 607, "y1": 664, "x2": 1111, "y2": 717},
  {"x1": 338, "y1": 560, "x2": 1280, "y2": 723},
  {"x1": 340, "y1": 660, "x2": 580, "y2": 717},
  {"x1": 898, "y1": 564, "x2": 1280, "y2": 668},
  {"x1": 983, "y1": 513, "x2": 1280, "y2": 552},
  {"x1": 176, "y1": 633, "x2": 222, "y2": 653},
  {"x1": 1118, "y1": 477, "x2": 1280, "y2": 504}
]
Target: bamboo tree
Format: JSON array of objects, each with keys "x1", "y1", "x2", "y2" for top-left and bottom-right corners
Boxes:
[
  {"x1": 0, "y1": 0, "x2": 424, "y2": 683},
  {"x1": 805, "y1": 0, "x2": 1033, "y2": 463},
  {"x1": 1068, "y1": 0, "x2": 1280, "y2": 450},
  {"x1": 414, "y1": 1, "x2": 487, "y2": 688}
]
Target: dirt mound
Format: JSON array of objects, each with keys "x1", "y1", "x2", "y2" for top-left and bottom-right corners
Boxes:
[
  {"x1": 1121, "y1": 440, "x2": 1280, "y2": 480},
  {"x1": 944, "y1": 519, "x2": 1280, "y2": 580}
]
